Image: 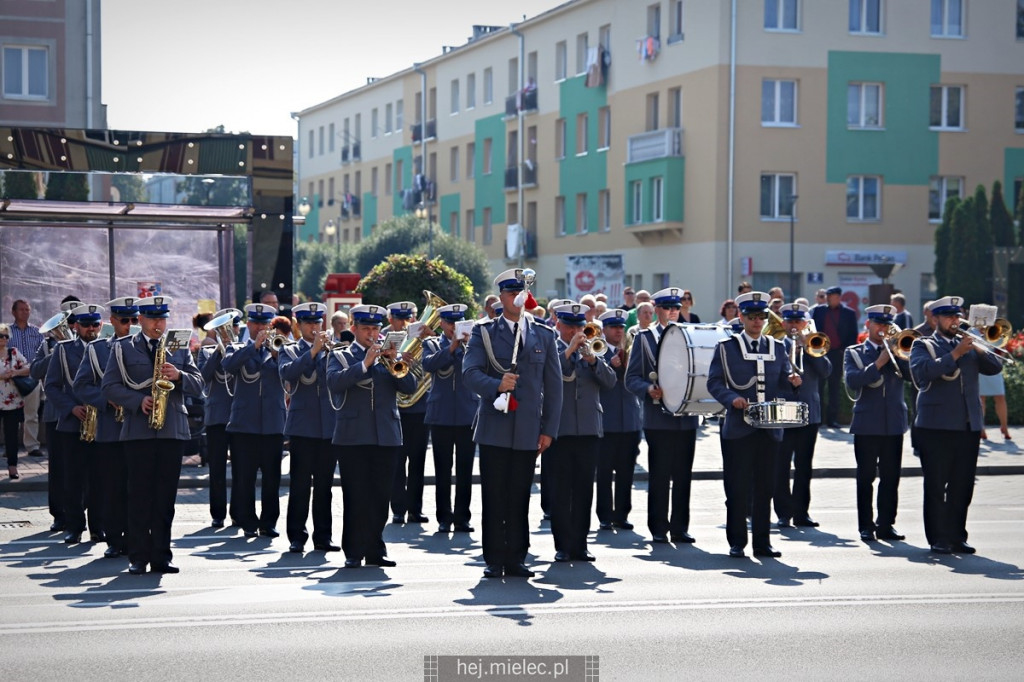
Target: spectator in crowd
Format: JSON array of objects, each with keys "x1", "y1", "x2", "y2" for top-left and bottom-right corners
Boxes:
[
  {"x1": 8, "y1": 300, "x2": 43, "y2": 457},
  {"x1": 679, "y1": 290, "x2": 701, "y2": 323},
  {"x1": 330, "y1": 310, "x2": 350, "y2": 342},
  {"x1": 718, "y1": 299, "x2": 738, "y2": 324}
]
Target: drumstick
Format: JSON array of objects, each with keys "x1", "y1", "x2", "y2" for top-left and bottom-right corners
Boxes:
[{"x1": 649, "y1": 371, "x2": 660, "y2": 404}]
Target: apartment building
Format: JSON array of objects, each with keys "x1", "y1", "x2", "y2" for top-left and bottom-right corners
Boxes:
[{"x1": 295, "y1": 0, "x2": 1024, "y2": 316}]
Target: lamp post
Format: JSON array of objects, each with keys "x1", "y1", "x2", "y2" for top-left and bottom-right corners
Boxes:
[
  {"x1": 787, "y1": 194, "x2": 799, "y2": 299},
  {"x1": 415, "y1": 202, "x2": 434, "y2": 259},
  {"x1": 324, "y1": 218, "x2": 340, "y2": 263}
]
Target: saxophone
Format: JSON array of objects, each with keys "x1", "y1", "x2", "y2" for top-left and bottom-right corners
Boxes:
[
  {"x1": 148, "y1": 334, "x2": 175, "y2": 430},
  {"x1": 80, "y1": 405, "x2": 98, "y2": 442}
]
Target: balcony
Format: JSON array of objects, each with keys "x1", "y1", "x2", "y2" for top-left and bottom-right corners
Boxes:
[
  {"x1": 503, "y1": 162, "x2": 538, "y2": 191},
  {"x1": 626, "y1": 127, "x2": 683, "y2": 164},
  {"x1": 341, "y1": 146, "x2": 350, "y2": 164},
  {"x1": 351, "y1": 143, "x2": 361, "y2": 162},
  {"x1": 411, "y1": 120, "x2": 437, "y2": 143},
  {"x1": 504, "y1": 89, "x2": 539, "y2": 117}
]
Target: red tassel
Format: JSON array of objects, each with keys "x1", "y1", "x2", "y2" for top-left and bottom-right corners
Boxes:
[
  {"x1": 524, "y1": 292, "x2": 537, "y2": 310},
  {"x1": 508, "y1": 394, "x2": 519, "y2": 412}
]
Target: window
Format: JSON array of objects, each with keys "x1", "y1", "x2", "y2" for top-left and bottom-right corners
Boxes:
[
  {"x1": 599, "y1": 25, "x2": 612, "y2": 51},
  {"x1": 556, "y1": 196, "x2": 566, "y2": 236},
  {"x1": 528, "y1": 51, "x2": 538, "y2": 85},
  {"x1": 508, "y1": 57, "x2": 519, "y2": 96},
  {"x1": 764, "y1": 0, "x2": 799, "y2": 31},
  {"x1": 847, "y1": 176, "x2": 881, "y2": 220},
  {"x1": 1017, "y1": 88, "x2": 1024, "y2": 131},
  {"x1": 451, "y1": 79, "x2": 460, "y2": 114},
  {"x1": 483, "y1": 67, "x2": 493, "y2": 105},
  {"x1": 847, "y1": 83, "x2": 883, "y2": 128},
  {"x1": 647, "y1": 3, "x2": 662, "y2": 39},
  {"x1": 555, "y1": 41, "x2": 568, "y2": 81},
  {"x1": 466, "y1": 209, "x2": 476, "y2": 243},
  {"x1": 318, "y1": 126, "x2": 324, "y2": 155},
  {"x1": 2, "y1": 45, "x2": 48, "y2": 99},
  {"x1": 384, "y1": 104, "x2": 393, "y2": 134},
  {"x1": 466, "y1": 143, "x2": 476, "y2": 179},
  {"x1": 928, "y1": 176, "x2": 963, "y2": 221},
  {"x1": 450, "y1": 211, "x2": 460, "y2": 238},
  {"x1": 931, "y1": 0, "x2": 963, "y2": 37},
  {"x1": 508, "y1": 201, "x2": 519, "y2": 227},
  {"x1": 762, "y1": 79, "x2": 797, "y2": 125},
  {"x1": 450, "y1": 146, "x2": 459, "y2": 182},
  {"x1": 371, "y1": 167, "x2": 378, "y2": 197},
  {"x1": 555, "y1": 118, "x2": 566, "y2": 159},
  {"x1": 576, "y1": 194, "x2": 589, "y2": 234},
  {"x1": 483, "y1": 208, "x2": 493, "y2": 245},
  {"x1": 466, "y1": 73, "x2": 476, "y2": 109},
  {"x1": 396, "y1": 100, "x2": 404, "y2": 131},
  {"x1": 1019, "y1": 0, "x2": 1024, "y2": 39},
  {"x1": 849, "y1": 0, "x2": 881, "y2": 33},
  {"x1": 930, "y1": 85, "x2": 963, "y2": 129},
  {"x1": 669, "y1": 1, "x2": 684, "y2": 41},
  {"x1": 652, "y1": 177, "x2": 664, "y2": 222},
  {"x1": 598, "y1": 107, "x2": 611, "y2": 149},
  {"x1": 631, "y1": 181, "x2": 643, "y2": 224},
  {"x1": 385, "y1": 163, "x2": 393, "y2": 195},
  {"x1": 576, "y1": 113, "x2": 589, "y2": 155},
  {"x1": 760, "y1": 173, "x2": 797, "y2": 219},
  {"x1": 371, "y1": 108, "x2": 378, "y2": 138},
  {"x1": 599, "y1": 189, "x2": 611, "y2": 232},
  {"x1": 308, "y1": 130, "x2": 314, "y2": 159},
  {"x1": 646, "y1": 92, "x2": 660, "y2": 131},
  {"x1": 354, "y1": 113, "x2": 361, "y2": 144},
  {"x1": 396, "y1": 160, "x2": 404, "y2": 192},
  {"x1": 576, "y1": 33, "x2": 589, "y2": 75},
  {"x1": 483, "y1": 138, "x2": 493, "y2": 174},
  {"x1": 668, "y1": 87, "x2": 682, "y2": 128},
  {"x1": 329, "y1": 123, "x2": 335, "y2": 152},
  {"x1": 1014, "y1": 177, "x2": 1024, "y2": 215},
  {"x1": 328, "y1": 177, "x2": 335, "y2": 203}
]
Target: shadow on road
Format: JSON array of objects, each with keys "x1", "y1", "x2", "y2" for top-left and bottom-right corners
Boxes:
[{"x1": 454, "y1": 577, "x2": 562, "y2": 626}]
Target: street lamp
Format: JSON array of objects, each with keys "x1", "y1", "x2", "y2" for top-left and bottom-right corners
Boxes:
[
  {"x1": 324, "y1": 218, "x2": 340, "y2": 262},
  {"x1": 298, "y1": 196, "x2": 312, "y2": 217},
  {"x1": 787, "y1": 194, "x2": 799, "y2": 299},
  {"x1": 415, "y1": 202, "x2": 434, "y2": 259}
]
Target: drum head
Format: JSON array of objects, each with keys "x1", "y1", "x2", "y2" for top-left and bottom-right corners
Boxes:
[{"x1": 656, "y1": 324, "x2": 692, "y2": 415}]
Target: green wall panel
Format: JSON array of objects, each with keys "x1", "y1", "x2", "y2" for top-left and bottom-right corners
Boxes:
[
  {"x1": 624, "y1": 157, "x2": 685, "y2": 225},
  {"x1": 1005, "y1": 148, "x2": 1024, "y2": 205},
  {"x1": 439, "y1": 192, "x2": 461, "y2": 235},
  {"x1": 362, "y1": 192, "x2": 377, "y2": 237},
  {"x1": 392, "y1": 145, "x2": 414, "y2": 216},
  {"x1": 473, "y1": 114, "x2": 506, "y2": 226},
  {"x1": 826, "y1": 51, "x2": 939, "y2": 186},
  {"x1": 559, "y1": 75, "x2": 608, "y2": 234}
]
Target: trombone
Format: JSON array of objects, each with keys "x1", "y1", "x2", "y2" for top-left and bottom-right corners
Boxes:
[
  {"x1": 956, "y1": 319, "x2": 1016, "y2": 364},
  {"x1": 788, "y1": 327, "x2": 830, "y2": 375},
  {"x1": 880, "y1": 324, "x2": 922, "y2": 378}
]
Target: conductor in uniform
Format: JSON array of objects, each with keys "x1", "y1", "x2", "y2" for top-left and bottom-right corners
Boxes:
[
  {"x1": 707, "y1": 291, "x2": 801, "y2": 558},
  {"x1": 101, "y1": 296, "x2": 202, "y2": 574},
  {"x1": 463, "y1": 268, "x2": 562, "y2": 579},
  {"x1": 910, "y1": 296, "x2": 1004, "y2": 554}
]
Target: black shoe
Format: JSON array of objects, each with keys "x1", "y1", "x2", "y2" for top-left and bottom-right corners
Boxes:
[
  {"x1": 453, "y1": 523, "x2": 475, "y2": 533},
  {"x1": 258, "y1": 527, "x2": 280, "y2": 538},
  {"x1": 671, "y1": 532, "x2": 696, "y2": 544},
  {"x1": 344, "y1": 558, "x2": 361, "y2": 568},
  {"x1": 49, "y1": 521, "x2": 65, "y2": 532},
  {"x1": 651, "y1": 534, "x2": 669, "y2": 544},
  {"x1": 930, "y1": 543, "x2": 952, "y2": 554},
  {"x1": 127, "y1": 562, "x2": 147, "y2": 575},
  {"x1": 211, "y1": 519, "x2": 225, "y2": 528},
  {"x1": 288, "y1": 542, "x2": 304, "y2": 553},
  {"x1": 28, "y1": 449, "x2": 43, "y2": 457},
  {"x1": 391, "y1": 515, "x2": 405, "y2": 525},
  {"x1": 366, "y1": 557, "x2": 396, "y2": 567},
  {"x1": 314, "y1": 543, "x2": 341, "y2": 552},
  {"x1": 753, "y1": 546, "x2": 782, "y2": 558},
  {"x1": 243, "y1": 529, "x2": 259, "y2": 538},
  {"x1": 483, "y1": 564, "x2": 504, "y2": 578},
  {"x1": 407, "y1": 513, "x2": 428, "y2": 523},
  {"x1": 952, "y1": 541, "x2": 976, "y2": 554},
  {"x1": 611, "y1": 520, "x2": 634, "y2": 530},
  {"x1": 728, "y1": 546, "x2": 746, "y2": 558},
  {"x1": 860, "y1": 529, "x2": 876, "y2": 542},
  {"x1": 793, "y1": 517, "x2": 820, "y2": 528},
  {"x1": 505, "y1": 563, "x2": 535, "y2": 578},
  {"x1": 103, "y1": 546, "x2": 123, "y2": 559},
  {"x1": 151, "y1": 562, "x2": 179, "y2": 574},
  {"x1": 89, "y1": 532, "x2": 106, "y2": 543},
  {"x1": 554, "y1": 551, "x2": 570, "y2": 562},
  {"x1": 777, "y1": 518, "x2": 793, "y2": 528},
  {"x1": 542, "y1": 513, "x2": 551, "y2": 521},
  {"x1": 576, "y1": 550, "x2": 596, "y2": 562},
  {"x1": 876, "y1": 526, "x2": 905, "y2": 541},
  {"x1": 438, "y1": 523, "x2": 452, "y2": 533},
  {"x1": 598, "y1": 522, "x2": 612, "y2": 530},
  {"x1": 63, "y1": 531, "x2": 82, "y2": 544},
  {"x1": 827, "y1": 422, "x2": 842, "y2": 429}
]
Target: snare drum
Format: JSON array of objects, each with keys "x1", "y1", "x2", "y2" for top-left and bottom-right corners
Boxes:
[
  {"x1": 656, "y1": 323, "x2": 732, "y2": 416},
  {"x1": 744, "y1": 399, "x2": 808, "y2": 428}
]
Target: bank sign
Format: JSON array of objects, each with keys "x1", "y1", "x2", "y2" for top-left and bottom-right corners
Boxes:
[{"x1": 824, "y1": 250, "x2": 907, "y2": 266}]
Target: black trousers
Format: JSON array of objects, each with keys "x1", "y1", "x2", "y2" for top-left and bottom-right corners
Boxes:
[
  {"x1": 596, "y1": 430, "x2": 640, "y2": 525},
  {"x1": 286, "y1": 435, "x2": 336, "y2": 547},
  {"x1": 231, "y1": 432, "x2": 283, "y2": 533},
  {"x1": 205, "y1": 424, "x2": 230, "y2": 523},
  {"x1": 338, "y1": 444, "x2": 397, "y2": 562},
  {"x1": 2, "y1": 407, "x2": 22, "y2": 466},
  {"x1": 722, "y1": 430, "x2": 778, "y2": 550},
  {"x1": 917, "y1": 427, "x2": 979, "y2": 546},
  {"x1": 821, "y1": 348, "x2": 844, "y2": 424},
  {"x1": 97, "y1": 440, "x2": 127, "y2": 551},
  {"x1": 59, "y1": 431, "x2": 102, "y2": 535},
  {"x1": 550, "y1": 435, "x2": 599, "y2": 556},
  {"x1": 479, "y1": 444, "x2": 536, "y2": 568},
  {"x1": 774, "y1": 423, "x2": 819, "y2": 522},
  {"x1": 646, "y1": 429, "x2": 697, "y2": 537},
  {"x1": 125, "y1": 438, "x2": 183, "y2": 567},
  {"x1": 392, "y1": 411, "x2": 428, "y2": 518},
  {"x1": 853, "y1": 434, "x2": 903, "y2": 531},
  {"x1": 430, "y1": 424, "x2": 475, "y2": 526},
  {"x1": 45, "y1": 421, "x2": 64, "y2": 524},
  {"x1": 540, "y1": 448, "x2": 553, "y2": 516}
]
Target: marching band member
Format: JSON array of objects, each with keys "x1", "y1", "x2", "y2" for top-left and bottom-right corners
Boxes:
[
  {"x1": 197, "y1": 308, "x2": 241, "y2": 528},
  {"x1": 72, "y1": 297, "x2": 137, "y2": 558},
  {"x1": 385, "y1": 301, "x2": 431, "y2": 525},
  {"x1": 550, "y1": 302, "x2": 615, "y2": 562},
  {"x1": 463, "y1": 269, "x2": 562, "y2": 579},
  {"x1": 910, "y1": 296, "x2": 1004, "y2": 554},
  {"x1": 775, "y1": 302, "x2": 832, "y2": 528},
  {"x1": 101, "y1": 296, "x2": 202, "y2": 574},
  {"x1": 327, "y1": 304, "x2": 416, "y2": 568},
  {"x1": 596, "y1": 309, "x2": 642, "y2": 531},
  {"x1": 624, "y1": 287, "x2": 699, "y2": 544},
  {"x1": 421, "y1": 303, "x2": 479, "y2": 533},
  {"x1": 279, "y1": 302, "x2": 340, "y2": 553},
  {"x1": 221, "y1": 303, "x2": 286, "y2": 539},
  {"x1": 844, "y1": 304, "x2": 912, "y2": 543},
  {"x1": 46, "y1": 303, "x2": 104, "y2": 545},
  {"x1": 707, "y1": 291, "x2": 801, "y2": 558}
]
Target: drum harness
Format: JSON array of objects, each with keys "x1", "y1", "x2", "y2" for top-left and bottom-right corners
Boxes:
[{"x1": 719, "y1": 333, "x2": 777, "y2": 406}]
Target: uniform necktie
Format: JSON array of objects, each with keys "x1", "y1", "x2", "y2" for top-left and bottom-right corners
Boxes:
[
  {"x1": 749, "y1": 339, "x2": 759, "y2": 354},
  {"x1": 149, "y1": 338, "x2": 158, "y2": 361}
]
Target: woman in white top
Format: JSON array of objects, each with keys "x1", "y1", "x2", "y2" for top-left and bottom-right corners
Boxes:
[{"x1": 0, "y1": 323, "x2": 32, "y2": 479}]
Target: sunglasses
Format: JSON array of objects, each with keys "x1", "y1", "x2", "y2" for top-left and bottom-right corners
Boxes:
[
  {"x1": 743, "y1": 311, "x2": 768, "y2": 320},
  {"x1": 118, "y1": 317, "x2": 139, "y2": 324},
  {"x1": 658, "y1": 304, "x2": 682, "y2": 310},
  {"x1": 682, "y1": 296, "x2": 693, "y2": 301},
  {"x1": 0, "y1": 334, "x2": 8, "y2": 339},
  {"x1": 79, "y1": 321, "x2": 102, "y2": 328}
]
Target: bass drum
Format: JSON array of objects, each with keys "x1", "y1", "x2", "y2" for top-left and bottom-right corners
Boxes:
[{"x1": 656, "y1": 323, "x2": 731, "y2": 416}]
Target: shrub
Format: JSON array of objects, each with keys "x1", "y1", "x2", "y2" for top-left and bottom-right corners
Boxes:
[{"x1": 356, "y1": 254, "x2": 477, "y2": 317}]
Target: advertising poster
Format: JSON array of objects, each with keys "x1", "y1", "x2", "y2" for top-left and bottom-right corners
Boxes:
[
  {"x1": 137, "y1": 281, "x2": 162, "y2": 298},
  {"x1": 565, "y1": 254, "x2": 625, "y2": 305}
]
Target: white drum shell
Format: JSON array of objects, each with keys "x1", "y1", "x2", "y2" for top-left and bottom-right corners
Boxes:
[{"x1": 656, "y1": 323, "x2": 731, "y2": 416}]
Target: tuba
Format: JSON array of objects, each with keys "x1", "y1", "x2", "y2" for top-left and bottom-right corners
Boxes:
[
  {"x1": 149, "y1": 334, "x2": 174, "y2": 431},
  {"x1": 39, "y1": 311, "x2": 73, "y2": 341},
  {"x1": 396, "y1": 290, "x2": 447, "y2": 409},
  {"x1": 203, "y1": 310, "x2": 239, "y2": 353}
]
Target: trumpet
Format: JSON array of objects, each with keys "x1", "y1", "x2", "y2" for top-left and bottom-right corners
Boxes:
[
  {"x1": 956, "y1": 319, "x2": 1016, "y2": 364},
  {"x1": 580, "y1": 321, "x2": 607, "y2": 356},
  {"x1": 264, "y1": 332, "x2": 289, "y2": 352}
]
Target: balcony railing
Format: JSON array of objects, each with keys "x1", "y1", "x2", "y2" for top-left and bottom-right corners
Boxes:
[
  {"x1": 503, "y1": 162, "x2": 538, "y2": 190},
  {"x1": 351, "y1": 143, "x2": 361, "y2": 161},
  {"x1": 341, "y1": 146, "x2": 350, "y2": 164},
  {"x1": 411, "y1": 120, "x2": 437, "y2": 143},
  {"x1": 505, "y1": 89, "x2": 539, "y2": 117},
  {"x1": 626, "y1": 127, "x2": 683, "y2": 164}
]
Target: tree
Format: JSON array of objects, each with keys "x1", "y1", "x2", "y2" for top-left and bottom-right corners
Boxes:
[
  {"x1": 990, "y1": 180, "x2": 1015, "y2": 247},
  {"x1": 1017, "y1": 181, "x2": 1024, "y2": 248},
  {"x1": 295, "y1": 239, "x2": 355, "y2": 302},
  {"x1": 934, "y1": 196, "x2": 958, "y2": 296},
  {"x1": 948, "y1": 197, "x2": 989, "y2": 305},
  {"x1": 356, "y1": 254, "x2": 476, "y2": 316},
  {"x1": 1, "y1": 170, "x2": 39, "y2": 198},
  {"x1": 969, "y1": 184, "x2": 994, "y2": 304},
  {"x1": 111, "y1": 174, "x2": 148, "y2": 202},
  {"x1": 43, "y1": 172, "x2": 89, "y2": 201}
]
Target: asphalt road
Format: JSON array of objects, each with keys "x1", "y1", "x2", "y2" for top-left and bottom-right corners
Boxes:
[{"x1": 1, "y1": 476, "x2": 1022, "y2": 680}]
